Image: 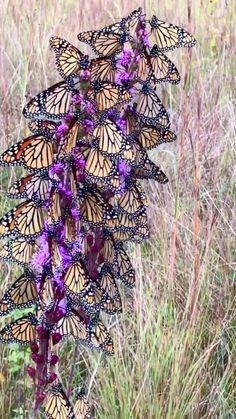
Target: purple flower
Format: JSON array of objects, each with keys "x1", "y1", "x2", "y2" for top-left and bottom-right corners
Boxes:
[
  {"x1": 80, "y1": 69, "x2": 91, "y2": 81},
  {"x1": 116, "y1": 71, "x2": 133, "y2": 86},
  {"x1": 71, "y1": 207, "x2": 80, "y2": 221},
  {"x1": 31, "y1": 246, "x2": 50, "y2": 273},
  {"x1": 138, "y1": 28, "x2": 152, "y2": 49},
  {"x1": 58, "y1": 184, "x2": 73, "y2": 202},
  {"x1": 49, "y1": 162, "x2": 65, "y2": 176},
  {"x1": 83, "y1": 119, "x2": 95, "y2": 134},
  {"x1": 116, "y1": 118, "x2": 127, "y2": 133},
  {"x1": 118, "y1": 160, "x2": 131, "y2": 178},
  {"x1": 75, "y1": 158, "x2": 86, "y2": 169},
  {"x1": 56, "y1": 124, "x2": 69, "y2": 139},
  {"x1": 50, "y1": 354, "x2": 59, "y2": 365},
  {"x1": 63, "y1": 112, "x2": 74, "y2": 124},
  {"x1": 71, "y1": 93, "x2": 84, "y2": 105},
  {"x1": 59, "y1": 245, "x2": 72, "y2": 269},
  {"x1": 119, "y1": 50, "x2": 134, "y2": 67},
  {"x1": 82, "y1": 100, "x2": 96, "y2": 115},
  {"x1": 52, "y1": 332, "x2": 62, "y2": 345}
]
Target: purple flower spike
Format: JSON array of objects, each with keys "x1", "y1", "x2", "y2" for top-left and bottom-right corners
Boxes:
[
  {"x1": 71, "y1": 93, "x2": 84, "y2": 105},
  {"x1": 116, "y1": 118, "x2": 127, "y2": 133},
  {"x1": 27, "y1": 367, "x2": 36, "y2": 378},
  {"x1": 82, "y1": 100, "x2": 96, "y2": 115},
  {"x1": 75, "y1": 158, "x2": 86, "y2": 169},
  {"x1": 71, "y1": 207, "x2": 80, "y2": 221},
  {"x1": 83, "y1": 119, "x2": 95, "y2": 135},
  {"x1": 80, "y1": 69, "x2": 91, "y2": 81},
  {"x1": 119, "y1": 50, "x2": 134, "y2": 67},
  {"x1": 118, "y1": 160, "x2": 131, "y2": 178},
  {"x1": 56, "y1": 123, "x2": 69, "y2": 139},
  {"x1": 49, "y1": 162, "x2": 65, "y2": 176},
  {"x1": 50, "y1": 354, "x2": 59, "y2": 366},
  {"x1": 52, "y1": 332, "x2": 62, "y2": 346},
  {"x1": 63, "y1": 112, "x2": 75, "y2": 124},
  {"x1": 138, "y1": 28, "x2": 152, "y2": 49}
]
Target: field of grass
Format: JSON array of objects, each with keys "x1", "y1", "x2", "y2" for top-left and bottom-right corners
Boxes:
[{"x1": 0, "y1": 0, "x2": 235, "y2": 418}]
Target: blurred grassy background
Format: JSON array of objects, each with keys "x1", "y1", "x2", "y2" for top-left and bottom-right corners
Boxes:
[{"x1": 0, "y1": 0, "x2": 235, "y2": 418}]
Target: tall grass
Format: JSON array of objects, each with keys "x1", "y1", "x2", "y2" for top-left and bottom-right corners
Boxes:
[{"x1": 0, "y1": 1, "x2": 235, "y2": 418}]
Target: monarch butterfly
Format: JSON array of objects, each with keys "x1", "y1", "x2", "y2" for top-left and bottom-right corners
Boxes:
[
  {"x1": 74, "y1": 389, "x2": 91, "y2": 419},
  {"x1": 115, "y1": 245, "x2": 136, "y2": 287},
  {"x1": 137, "y1": 45, "x2": 180, "y2": 84},
  {"x1": 149, "y1": 15, "x2": 196, "y2": 52},
  {"x1": 0, "y1": 135, "x2": 54, "y2": 170},
  {"x1": 23, "y1": 79, "x2": 78, "y2": 121},
  {"x1": 0, "y1": 272, "x2": 38, "y2": 316},
  {"x1": 100, "y1": 267, "x2": 122, "y2": 314},
  {"x1": 44, "y1": 383, "x2": 75, "y2": 419},
  {"x1": 8, "y1": 173, "x2": 51, "y2": 202},
  {"x1": 50, "y1": 37, "x2": 90, "y2": 79},
  {"x1": 90, "y1": 56, "x2": 119, "y2": 83},
  {"x1": 135, "y1": 83, "x2": 170, "y2": 127},
  {"x1": 132, "y1": 157, "x2": 168, "y2": 183},
  {"x1": 87, "y1": 80, "x2": 131, "y2": 111},
  {"x1": 28, "y1": 120, "x2": 58, "y2": 137},
  {"x1": 59, "y1": 123, "x2": 82, "y2": 156},
  {"x1": 47, "y1": 189, "x2": 63, "y2": 226},
  {"x1": 64, "y1": 261, "x2": 90, "y2": 299},
  {"x1": 116, "y1": 180, "x2": 147, "y2": 215},
  {"x1": 0, "y1": 313, "x2": 38, "y2": 344},
  {"x1": 64, "y1": 214, "x2": 81, "y2": 242},
  {"x1": 106, "y1": 209, "x2": 137, "y2": 231},
  {"x1": 138, "y1": 124, "x2": 177, "y2": 150},
  {"x1": 0, "y1": 239, "x2": 37, "y2": 267},
  {"x1": 99, "y1": 233, "x2": 117, "y2": 266},
  {"x1": 93, "y1": 118, "x2": 125, "y2": 157},
  {"x1": 78, "y1": 185, "x2": 118, "y2": 228},
  {"x1": 88, "y1": 318, "x2": 114, "y2": 355},
  {"x1": 78, "y1": 283, "x2": 103, "y2": 314},
  {"x1": 85, "y1": 147, "x2": 117, "y2": 186},
  {"x1": 0, "y1": 201, "x2": 46, "y2": 239},
  {"x1": 77, "y1": 19, "x2": 129, "y2": 57},
  {"x1": 126, "y1": 8, "x2": 143, "y2": 37},
  {"x1": 54, "y1": 310, "x2": 88, "y2": 341}
]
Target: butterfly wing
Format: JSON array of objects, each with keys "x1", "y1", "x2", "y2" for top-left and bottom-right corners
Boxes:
[{"x1": 23, "y1": 80, "x2": 75, "y2": 121}]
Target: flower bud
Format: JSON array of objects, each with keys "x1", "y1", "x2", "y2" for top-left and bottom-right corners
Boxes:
[
  {"x1": 27, "y1": 367, "x2": 36, "y2": 378},
  {"x1": 50, "y1": 354, "x2": 59, "y2": 366},
  {"x1": 52, "y1": 332, "x2": 62, "y2": 345},
  {"x1": 48, "y1": 372, "x2": 57, "y2": 383}
]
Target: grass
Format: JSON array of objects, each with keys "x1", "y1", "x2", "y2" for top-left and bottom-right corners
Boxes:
[{"x1": 0, "y1": 0, "x2": 235, "y2": 418}]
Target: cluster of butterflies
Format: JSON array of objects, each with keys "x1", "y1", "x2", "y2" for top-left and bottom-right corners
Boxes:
[{"x1": 0, "y1": 7, "x2": 196, "y2": 418}]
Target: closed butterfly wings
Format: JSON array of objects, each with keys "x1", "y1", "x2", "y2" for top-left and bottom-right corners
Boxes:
[
  {"x1": 23, "y1": 79, "x2": 78, "y2": 121},
  {"x1": 137, "y1": 45, "x2": 180, "y2": 84},
  {"x1": 74, "y1": 390, "x2": 91, "y2": 419},
  {"x1": 50, "y1": 36, "x2": 90, "y2": 79},
  {"x1": 0, "y1": 272, "x2": 38, "y2": 316},
  {"x1": 0, "y1": 135, "x2": 54, "y2": 170},
  {"x1": 0, "y1": 201, "x2": 46, "y2": 239},
  {"x1": 44, "y1": 383, "x2": 75, "y2": 419},
  {"x1": 0, "y1": 238, "x2": 38, "y2": 267},
  {"x1": 135, "y1": 83, "x2": 170, "y2": 127},
  {"x1": 8, "y1": 173, "x2": 51, "y2": 202},
  {"x1": 149, "y1": 15, "x2": 196, "y2": 52},
  {"x1": 0, "y1": 313, "x2": 38, "y2": 345},
  {"x1": 77, "y1": 18, "x2": 130, "y2": 57}
]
